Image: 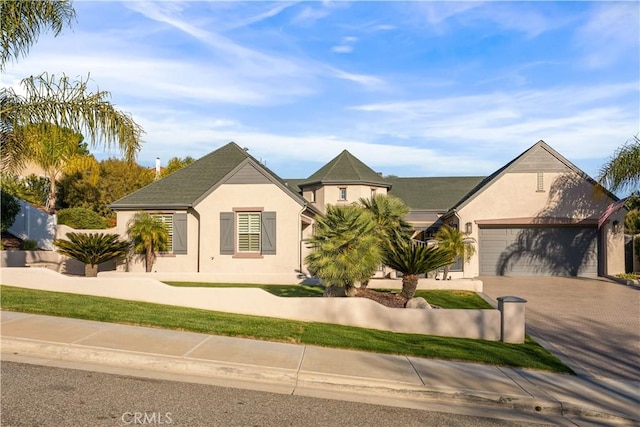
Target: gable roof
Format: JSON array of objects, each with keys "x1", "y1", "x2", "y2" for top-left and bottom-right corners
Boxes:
[
  {"x1": 110, "y1": 142, "x2": 312, "y2": 210},
  {"x1": 443, "y1": 140, "x2": 618, "y2": 217},
  {"x1": 299, "y1": 150, "x2": 391, "y2": 188},
  {"x1": 387, "y1": 176, "x2": 485, "y2": 210}
]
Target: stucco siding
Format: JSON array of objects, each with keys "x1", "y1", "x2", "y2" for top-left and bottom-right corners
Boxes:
[
  {"x1": 458, "y1": 171, "x2": 619, "y2": 277},
  {"x1": 195, "y1": 183, "x2": 304, "y2": 276}
]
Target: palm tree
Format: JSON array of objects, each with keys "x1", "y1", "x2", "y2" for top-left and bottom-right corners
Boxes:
[
  {"x1": 383, "y1": 239, "x2": 454, "y2": 299},
  {"x1": 1, "y1": 0, "x2": 76, "y2": 71},
  {"x1": 358, "y1": 193, "x2": 412, "y2": 287},
  {"x1": 435, "y1": 224, "x2": 477, "y2": 280},
  {"x1": 1, "y1": 0, "x2": 143, "y2": 172},
  {"x1": 358, "y1": 193, "x2": 412, "y2": 241},
  {"x1": 127, "y1": 212, "x2": 169, "y2": 273},
  {"x1": 598, "y1": 135, "x2": 640, "y2": 195},
  {"x1": 1, "y1": 74, "x2": 143, "y2": 173},
  {"x1": 305, "y1": 204, "x2": 381, "y2": 296},
  {"x1": 54, "y1": 232, "x2": 129, "y2": 277},
  {"x1": 19, "y1": 123, "x2": 85, "y2": 212}
]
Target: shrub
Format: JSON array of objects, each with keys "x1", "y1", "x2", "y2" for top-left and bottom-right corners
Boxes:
[
  {"x1": 54, "y1": 232, "x2": 129, "y2": 277},
  {"x1": 23, "y1": 239, "x2": 38, "y2": 250},
  {"x1": 1, "y1": 191, "x2": 20, "y2": 232},
  {"x1": 57, "y1": 207, "x2": 108, "y2": 229}
]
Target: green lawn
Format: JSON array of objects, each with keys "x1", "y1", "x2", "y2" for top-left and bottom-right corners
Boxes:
[
  {"x1": 163, "y1": 282, "x2": 493, "y2": 309},
  {"x1": 0, "y1": 285, "x2": 572, "y2": 374}
]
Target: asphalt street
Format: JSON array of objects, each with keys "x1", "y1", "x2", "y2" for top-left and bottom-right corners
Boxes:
[{"x1": 0, "y1": 361, "x2": 557, "y2": 427}]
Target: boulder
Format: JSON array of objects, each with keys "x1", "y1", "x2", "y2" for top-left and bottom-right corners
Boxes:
[
  {"x1": 405, "y1": 297, "x2": 432, "y2": 309},
  {"x1": 323, "y1": 285, "x2": 347, "y2": 297}
]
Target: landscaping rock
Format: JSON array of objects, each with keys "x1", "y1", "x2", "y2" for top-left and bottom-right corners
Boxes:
[{"x1": 405, "y1": 297, "x2": 432, "y2": 309}]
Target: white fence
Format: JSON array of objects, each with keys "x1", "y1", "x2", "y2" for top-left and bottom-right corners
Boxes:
[{"x1": 8, "y1": 200, "x2": 56, "y2": 250}]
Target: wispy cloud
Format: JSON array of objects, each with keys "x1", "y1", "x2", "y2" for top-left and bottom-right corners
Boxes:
[{"x1": 574, "y1": 2, "x2": 640, "y2": 68}]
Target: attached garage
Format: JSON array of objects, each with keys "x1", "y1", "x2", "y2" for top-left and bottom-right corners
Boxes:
[{"x1": 479, "y1": 226, "x2": 598, "y2": 277}]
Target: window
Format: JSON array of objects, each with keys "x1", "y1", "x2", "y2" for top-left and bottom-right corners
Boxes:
[
  {"x1": 371, "y1": 188, "x2": 377, "y2": 198},
  {"x1": 537, "y1": 172, "x2": 544, "y2": 192},
  {"x1": 339, "y1": 187, "x2": 347, "y2": 201},
  {"x1": 153, "y1": 214, "x2": 173, "y2": 252},
  {"x1": 149, "y1": 213, "x2": 187, "y2": 255},
  {"x1": 310, "y1": 189, "x2": 316, "y2": 203},
  {"x1": 220, "y1": 211, "x2": 276, "y2": 256},
  {"x1": 237, "y1": 212, "x2": 261, "y2": 253}
]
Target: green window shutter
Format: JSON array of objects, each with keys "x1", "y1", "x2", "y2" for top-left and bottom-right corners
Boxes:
[
  {"x1": 220, "y1": 212, "x2": 234, "y2": 255},
  {"x1": 261, "y1": 211, "x2": 276, "y2": 255},
  {"x1": 173, "y1": 213, "x2": 188, "y2": 254}
]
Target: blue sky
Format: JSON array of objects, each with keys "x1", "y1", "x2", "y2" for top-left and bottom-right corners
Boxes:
[{"x1": 4, "y1": 1, "x2": 639, "y2": 185}]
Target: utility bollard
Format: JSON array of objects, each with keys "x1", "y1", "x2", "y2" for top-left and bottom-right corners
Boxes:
[{"x1": 497, "y1": 296, "x2": 527, "y2": 344}]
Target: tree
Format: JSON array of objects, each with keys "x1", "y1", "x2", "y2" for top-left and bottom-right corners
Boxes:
[
  {"x1": 1, "y1": 0, "x2": 76, "y2": 71},
  {"x1": 383, "y1": 239, "x2": 454, "y2": 299},
  {"x1": 435, "y1": 224, "x2": 477, "y2": 280},
  {"x1": 358, "y1": 193, "x2": 412, "y2": 288},
  {"x1": 127, "y1": 212, "x2": 169, "y2": 273},
  {"x1": 1, "y1": 190, "x2": 20, "y2": 232},
  {"x1": 20, "y1": 122, "x2": 85, "y2": 212},
  {"x1": 53, "y1": 232, "x2": 129, "y2": 277},
  {"x1": 160, "y1": 156, "x2": 195, "y2": 178},
  {"x1": 1, "y1": 0, "x2": 143, "y2": 172},
  {"x1": 305, "y1": 204, "x2": 381, "y2": 296},
  {"x1": 58, "y1": 158, "x2": 154, "y2": 217},
  {"x1": 2, "y1": 74, "x2": 143, "y2": 173},
  {"x1": 598, "y1": 135, "x2": 640, "y2": 195},
  {"x1": 358, "y1": 193, "x2": 412, "y2": 242}
]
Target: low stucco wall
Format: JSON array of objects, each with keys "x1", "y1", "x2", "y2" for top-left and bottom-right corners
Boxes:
[
  {"x1": 1, "y1": 268, "x2": 500, "y2": 340},
  {"x1": 0, "y1": 251, "x2": 115, "y2": 275}
]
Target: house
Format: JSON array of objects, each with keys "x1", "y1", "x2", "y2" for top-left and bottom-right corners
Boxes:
[{"x1": 110, "y1": 140, "x2": 625, "y2": 279}]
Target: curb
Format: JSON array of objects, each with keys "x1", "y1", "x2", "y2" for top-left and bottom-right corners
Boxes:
[{"x1": 6, "y1": 336, "x2": 636, "y2": 425}]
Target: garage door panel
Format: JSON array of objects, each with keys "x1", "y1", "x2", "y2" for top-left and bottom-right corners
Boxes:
[{"x1": 479, "y1": 227, "x2": 598, "y2": 277}]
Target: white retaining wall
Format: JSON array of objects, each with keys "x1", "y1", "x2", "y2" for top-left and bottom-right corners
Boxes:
[{"x1": 0, "y1": 268, "x2": 509, "y2": 341}]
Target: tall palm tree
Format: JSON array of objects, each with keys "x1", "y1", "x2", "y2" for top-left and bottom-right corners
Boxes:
[
  {"x1": 598, "y1": 136, "x2": 640, "y2": 195},
  {"x1": 127, "y1": 212, "x2": 169, "y2": 273},
  {"x1": 383, "y1": 239, "x2": 454, "y2": 299},
  {"x1": 1, "y1": 0, "x2": 76, "y2": 70},
  {"x1": 54, "y1": 232, "x2": 129, "y2": 277},
  {"x1": 20, "y1": 123, "x2": 84, "y2": 212},
  {"x1": 306, "y1": 204, "x2": 381, "y2": 296},
  {"x1": 435, "y1": 224, "x2": 477, "y2": 280},
  {"x1": 1, "y1": 0, "x2": 143, "y2": 172}
]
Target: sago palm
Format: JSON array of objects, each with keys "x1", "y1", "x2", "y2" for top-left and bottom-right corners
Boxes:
[
  {"x1": 384, "y1": 239, "x2": 454, "y2": 300},
  {"x1": 306, "y1": 204, "x2": 381, "y2": 296},
  {"x1": 54, "y1": 232, "x2": 129, "y2": 277},
  {"x1": 127, "y1": 212, "x2": 169, "y2": 273},
  {"x1": 435, "y1": 224, "x2": 476, "y2": 280}
]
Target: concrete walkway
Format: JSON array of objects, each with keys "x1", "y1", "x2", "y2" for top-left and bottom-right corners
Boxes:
[
  {"x1": 1, "y1": 311, "x2": 638, "y2": 426},
  {"x1": 481, "y1": 276, "x2": 640, "y2": 382}
]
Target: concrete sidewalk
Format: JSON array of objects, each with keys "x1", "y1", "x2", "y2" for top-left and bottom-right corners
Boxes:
[{"x1": 1, "y1": 311, "x2": 638, "y2": 426}]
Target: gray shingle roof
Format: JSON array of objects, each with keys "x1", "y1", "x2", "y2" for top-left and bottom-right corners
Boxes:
[
  {"x1": 299, "y1": 150, "x2": 391, "y2": 188},
  {"x1": 387, "y1": 177, "x2": 486, "y2": 210},
  {"x1": 111, "y1": 142, "x2": 309, "y2": 210}
]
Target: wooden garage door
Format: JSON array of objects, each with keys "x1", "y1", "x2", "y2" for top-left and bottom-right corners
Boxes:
[{"x1": 479, "y1": 227, "x2": 598, "y2": 277}]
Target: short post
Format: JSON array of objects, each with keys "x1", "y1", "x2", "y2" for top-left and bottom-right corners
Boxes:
[{"x1": 497, "y1": 296, "x2": 527, "y2": 344}]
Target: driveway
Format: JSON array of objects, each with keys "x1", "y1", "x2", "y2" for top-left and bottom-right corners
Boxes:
[{"x1": 481, "y1": 276, "x2": 640, "y2": 381}]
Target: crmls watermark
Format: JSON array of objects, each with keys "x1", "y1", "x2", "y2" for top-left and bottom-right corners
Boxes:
[{"x1": 121, "y1": 412, "x2": 172, "y2": 425}]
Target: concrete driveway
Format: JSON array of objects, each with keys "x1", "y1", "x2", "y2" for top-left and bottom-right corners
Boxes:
[{"x1": 481, "y1": 276, "x2": 640, "y2": 382}]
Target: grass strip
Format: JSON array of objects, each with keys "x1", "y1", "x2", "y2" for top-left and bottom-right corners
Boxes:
[{"x1": 0, "y1": 285, "x2": 572, "y2": 374}]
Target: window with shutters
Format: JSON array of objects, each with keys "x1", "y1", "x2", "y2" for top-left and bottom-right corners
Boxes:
[
  {"x1": 237, "y1": 212, "x2": 261, "y2": 253},
  {"x1": 220, "y1": 210, "x2": 276, "y2": 256},
  {"x1": 152, "y1": 214, "x2": 173, "y2": 252}
]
